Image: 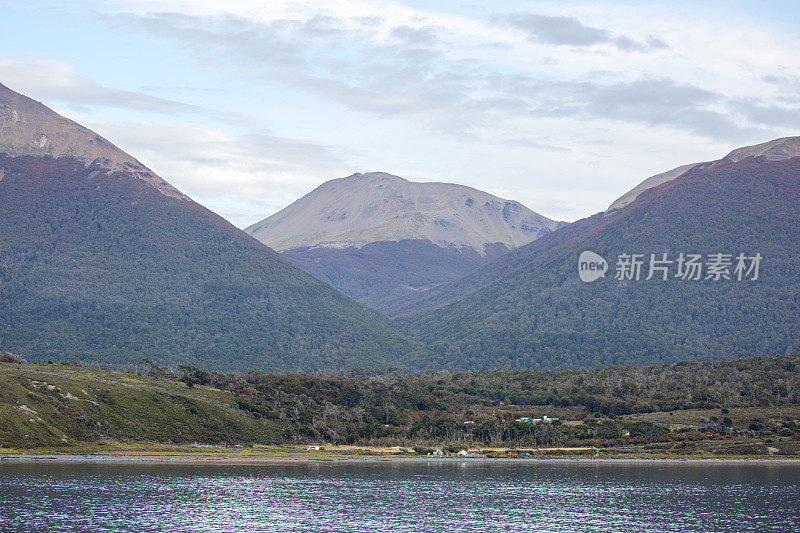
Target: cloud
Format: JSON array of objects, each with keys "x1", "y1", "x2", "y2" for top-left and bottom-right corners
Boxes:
[
  {"x1": 494, "y1": 13, "x2": 612, "y2": 46},
  {"x1": 95, "y1": 9, "x2": 792, "y2": 145},
  {"x1": 503, "y1": 138, "x2": 572, "y2": 153},
  {"x1": 0, "y1": 57, "x2": 202, "y2": 115},
  {"x1": 573, "y1": 79, "x2": 767, "y2": 140},
  {"x1": 99, "y1": 12, "x2": 462, "y2": 118},
  {"x1": 83, "y1": 118, "x2": 352, "y2": 226},
  {"x1": 17, "y1": 0, "x2": 795, "y2": 225},
  {"x1": 390, "y1": 25, "x2": 439, "y2": 45},
  {"x1": 734, "y1": 98, "x2": 800, "y2": 129},
  {"x1": 761, "y1": 74, "x2": 800, "y2": 104},
  {"x1": 0, "y1": 56, "x2": 259, "y2": 130},
  {"x1": 492, "y1": 12, "x2": 669, "y2": 52},
  {"x1": 512, "y1": 77, "x2": 763, "y2": 141},
  {"x1": 613, "y1": 36, "x2": 670, "y2": 52}
]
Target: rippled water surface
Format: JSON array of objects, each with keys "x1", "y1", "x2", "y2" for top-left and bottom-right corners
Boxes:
[{"x1": 1, "y1": 460, "x2": 798, "y2": 532}]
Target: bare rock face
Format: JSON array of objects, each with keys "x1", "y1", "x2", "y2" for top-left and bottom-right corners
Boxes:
[
  {"x1": 725, "y1": 137, "x2": 800, "y2": 162},
  {"x1": 246, "y1": 172, "x2": 562, "y2": 255},
  {"x1": 0, "y1": 82, "x2": 186, "y2": 200},
  {"x1": 607, "y1": 136, "x2": 800, "y2": 213}
]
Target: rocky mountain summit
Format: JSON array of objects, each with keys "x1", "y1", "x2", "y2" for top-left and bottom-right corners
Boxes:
[
  {"x1": 246, "y1": 172, "x2": 562, "y2": 254},
  {"x1": 0, "y1": 82, "x2": 185, "y2": 199},
  {"x1": 245, "y1": 172, "x2": 563, "y2": 311},
  {"x1": 608, "y1": 136, "x2": 800, "y2": 212}
]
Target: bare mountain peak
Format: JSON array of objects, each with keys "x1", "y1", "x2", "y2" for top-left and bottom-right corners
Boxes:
[
  {"x1": 346, "y1": 171, "x2": 406, "y2": 180},
  {"x1": 0, "y1": 82, "x2": 186, "y2": 200},
  {"x1": 724, "y1": 136, "x2": 800, "y2": 162},
  {"x1": 246, "y1": 172, "x2": 561, "y2": 254},
  {"x1": 607, "y1": 136, "x2": 800, "y2": 213}
]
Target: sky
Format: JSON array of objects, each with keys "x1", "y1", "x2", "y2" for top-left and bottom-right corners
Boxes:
[{"x1": 1, "y1": 0, "x2": 799, "y2": 227}]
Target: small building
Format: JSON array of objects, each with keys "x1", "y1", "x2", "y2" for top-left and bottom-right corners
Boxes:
[
  {"x1": 515, "y1": 415, "x2": 559, "y2": 424},
  {"x1": 515, "y1": 417, "x2": 542, "y2": 424}
]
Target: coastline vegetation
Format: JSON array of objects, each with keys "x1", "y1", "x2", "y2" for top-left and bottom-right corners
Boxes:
[{"x1": 1, "y1": 355, "x2": 798, "y2": 459}]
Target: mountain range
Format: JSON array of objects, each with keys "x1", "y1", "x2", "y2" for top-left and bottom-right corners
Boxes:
[
  {"x1": 396, "y1": 143, "x2": 800, "y2": 369},
  {"x1": 2, "y1": 81, "x2": 798, "y2": 373},
  {"x1": 0, "y1": 82, "x2": 413, "y2": 373},
  {"x1": 245, "y1": 172, "x2": 562, "y2": 311}
]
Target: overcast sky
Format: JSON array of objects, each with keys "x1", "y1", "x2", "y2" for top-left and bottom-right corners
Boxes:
[{"x1": 2, "y1": 0, "x2": 799, "y2": 227}]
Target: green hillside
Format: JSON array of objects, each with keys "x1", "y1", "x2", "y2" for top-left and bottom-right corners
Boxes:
[
  {"x1": 398, "y1": 156, "x2": 800, "y2": 370},
  {"x1": 0, "y1": 155, "x2": 415, "y2": 373},
  {"x1": 0, "y1": 361, "x2": 286, "y2": 448}
]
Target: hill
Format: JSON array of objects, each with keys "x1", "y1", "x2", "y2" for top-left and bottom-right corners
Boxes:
[
  {"x1": 0, "y1": 362, "x2": 286, "y2": 448},
  {"x1": 0, "y1": 83, "x2": 414, "y2": 373},
  {"x1": 397, "y1": 145, "x2": 800, "y2": 370},
  {"x1": 245, "y1": 172, "x2": 562, "y2": 311}
]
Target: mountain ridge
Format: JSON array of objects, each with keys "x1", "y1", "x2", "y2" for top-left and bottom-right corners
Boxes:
[
  {"x1": 607, "y1": 136, "x2": 800, "y2": 212},
  {"x1": 246, "y1": 171, "x2": 562, "y2": 254},
  {"x1": 397, "y1": 152, "x2": 800, "y2": 369},
  {"x1": 0, "y1": 83, "x2": 415, "y2": 372},
  {"x1": 0, "y1": 82, "x2": 186, "y2": 200}
]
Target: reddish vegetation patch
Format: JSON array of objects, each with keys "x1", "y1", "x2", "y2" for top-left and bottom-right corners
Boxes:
[{"x1": 0, "y1": 351, "x2": 25, "y2": 364}]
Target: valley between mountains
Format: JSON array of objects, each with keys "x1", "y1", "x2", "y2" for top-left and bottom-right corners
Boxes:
[{"x1": 1, "y1": 81, "x2": 799, "y2": 374}]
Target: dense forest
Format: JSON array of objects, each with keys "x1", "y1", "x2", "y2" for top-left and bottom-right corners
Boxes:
[
  {"x1": 399, "y1": 156, "x2": 800, "y2": 370},
  {"x1": 0, "y1": 156, "x2": 414, "y2": 373},
  {"x1": 3, "y1": 152, "x2": 799, "y2": 375},
  {"x1": 282, "y1": 240, "x2": 510, "y2": 313}
]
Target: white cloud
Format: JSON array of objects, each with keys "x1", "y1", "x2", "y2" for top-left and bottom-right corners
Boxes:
[
  {"x1": 6, "y1": 1, "x2": 800, "y2": 225},
  {"x1": 75, "y1": 117, "x2": 351, "y2": 227},
  {"x1": 100, "y1": 1, "x2": 800, "y2": 141},
  {"x1": 0, "y1": 57, "x2": 201, "y2": 115}
]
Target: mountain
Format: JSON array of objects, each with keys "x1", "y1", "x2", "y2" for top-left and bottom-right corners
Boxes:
[
  {"x1": 245, "y1": 172, "x2": 562, "y2": 311},
  {"x1": 0, "y1": 82, "x2": 414, "y2": 373},
  {"x1": 387, "y1": 210, "x2": 601, "y2": 317},
  {"x1": 393, "y1": 136, "x2": 800, "y2": 318},
  {"x1": 607, "y1": 136, "x2": 800, "y2": 212},
  {"x1": 397, "y1": 138, "x2": 800, "y2": 370},
  {"x1": 0, "y1": 83, "x2": 186, "y2": 200}
]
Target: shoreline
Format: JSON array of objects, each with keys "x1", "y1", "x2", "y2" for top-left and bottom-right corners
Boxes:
[{"x1": 2, "y1": 453, "x2": 800, "y2": 466}]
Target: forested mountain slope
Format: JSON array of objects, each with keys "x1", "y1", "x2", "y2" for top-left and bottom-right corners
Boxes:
[
  {"x1": 398, "y1": 153, "x2": 800, "y2": 370},
  {"x1": 0, "y1": 83, "x2": 415, "y2": 373}
]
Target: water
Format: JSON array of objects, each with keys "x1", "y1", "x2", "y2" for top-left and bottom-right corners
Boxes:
[{"x1": 1, "y1": 460, "x2": 798, "y2": 532}]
